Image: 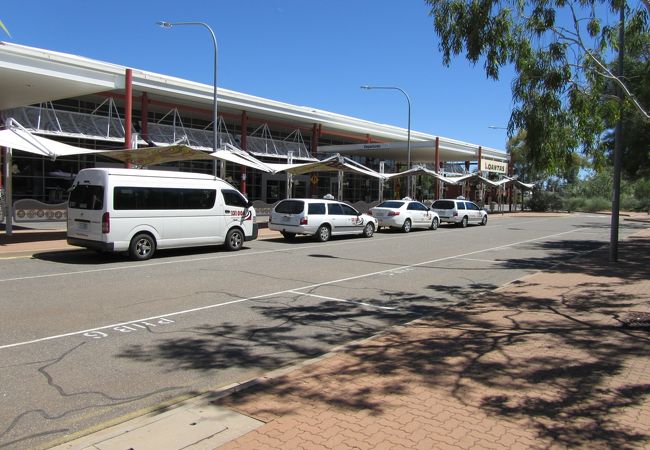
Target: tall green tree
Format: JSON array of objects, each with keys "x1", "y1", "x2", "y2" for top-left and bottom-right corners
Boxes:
[
  {"x1": 425, "y1": 0, "x2": 649, "y2": 173},
  {"x1": 601, "y1": 32, "x2": 650, "y2": 179}
]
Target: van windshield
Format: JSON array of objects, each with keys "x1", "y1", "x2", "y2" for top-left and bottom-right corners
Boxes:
[{"x1": 69, "y1": 184, "x2": 104, "y2": 210}]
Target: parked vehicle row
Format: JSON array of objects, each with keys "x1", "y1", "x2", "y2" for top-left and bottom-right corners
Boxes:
[
  {"x1": 268, "y1": 196, "x2": 487, "y2": 243},
  {"x1": 66, "y1": 168, "x2": 487, "y2": 261}
]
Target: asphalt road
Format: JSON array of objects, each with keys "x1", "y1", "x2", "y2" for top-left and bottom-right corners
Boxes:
[{"x1": 0, "y1": 214, "x2": 644, "y2": 449}]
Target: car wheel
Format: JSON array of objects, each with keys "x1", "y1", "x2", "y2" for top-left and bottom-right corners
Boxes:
[
  {"x1": 315, "y1": 224, "x2": 331, "y2": 242},
  {"x1": 225, "y1": 228, "x2": 244, "y2": 251},
  {"x1": 362, "y1": 222, "x2": 375, "y2": 238},
  {"x1": 129, "y1": 233, "x2": 156, "y2": 261},
  {"x1": 459, "y1": 216, "x2": 468, "y2": 228},
  {"x1": 430, "y1": 217, "x2": 439, "y2": 230},
  {"x1": 481, "y1": 215, "x2": 488, "y2": 226},
  {"x1": 402, "y1": 219, "x2": 412, "y2": 233},
  {"x1": 281, "y1": 231, "x2": 296, "y2": 240}
]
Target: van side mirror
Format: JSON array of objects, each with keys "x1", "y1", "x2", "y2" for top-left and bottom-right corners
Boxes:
[{"x1": 247, "y1": 200, "x2": 254, "y2": 208}]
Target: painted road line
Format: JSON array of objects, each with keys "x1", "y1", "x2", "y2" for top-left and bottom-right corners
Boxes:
[{"x1": 288, "y1": 290, "x2": 399, "y2": 311}]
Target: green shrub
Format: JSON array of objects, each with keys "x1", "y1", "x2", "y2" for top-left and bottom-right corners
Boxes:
[
  {"x1": 583, "y1": 197, "x2": 611, "y2": 212},
  {"x1": 564, "y1": 197, "x2": 585, "y2": 212},
  {"x1": 528, "y1": 190, "x2": 563, "y2": 212}
]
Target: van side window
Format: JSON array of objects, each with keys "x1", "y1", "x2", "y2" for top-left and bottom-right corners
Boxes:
[
  {"x1": 308, "y1": 203, "x2": 326, "y2": 215},
  {"x1": 114, "y1": 187, "x2": 216, "y2": 210},
  {"x1": 457, "y1": 202, "x2": 466, "y2": 210},
  {"x1": 69, "y1": 184, "x2": 104, "y2": 210},
  {"x1": 222, "y1": 189, "x2": 249, "y2": 208}
]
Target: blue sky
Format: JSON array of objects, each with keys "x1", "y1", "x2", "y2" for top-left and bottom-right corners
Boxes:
[{"x1": 1, "y1": 0, "x2": 516, "y2": 151}]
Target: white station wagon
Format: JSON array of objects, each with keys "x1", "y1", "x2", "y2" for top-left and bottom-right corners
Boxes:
[
  {"x1": 269, "y1": 198, "x2": 378, "y2": 242},
  {"x1": 430, "y1": 198, "x2": 488, "y2": 227}
]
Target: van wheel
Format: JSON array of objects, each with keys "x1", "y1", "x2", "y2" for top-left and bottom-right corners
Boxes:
[
  {"x1": 362, "y1": 222, "x2": 375, "y2": 238},
  {"x1": 129, "y1": 233, "x2": 156, "y2": 261},
  {"x1": 281, "y1": 231, "x2": 296, "y2": 240},
  {"x1": 430, "y1": 217, "x2": 439, "y2": 230},
  {"x1": 225, "y1": 228, "x2": 244, "y2": 251},
  {"x1": 402, "y1": 219, "x2": 412, "y2": 233},
  {"x1": 481, "y1": 215, "x2": 488, "y2": 226},
  {"x1": 315, "y1": 224, "x2": 331, "y2": 242},
  {"x1": 459, "y1": 216, "x2": 468, "y2": 228}
]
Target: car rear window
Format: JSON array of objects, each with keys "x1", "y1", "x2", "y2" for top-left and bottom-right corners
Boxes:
[
  {"x1": 68, "y1": 184, "x2": 104, "y2": 210},
  {"x1": 275, "y1": 200, "x2": 304, "y2": 214},
  {"x1": 308, "y1": 203, "x2": 326, "y2": 214},
  {"x1": 377, "y1": 201, "x2": 404, "y2": 209},
  {"x1": 432, "y1": 200, "x2": 454, "y2": 209}
]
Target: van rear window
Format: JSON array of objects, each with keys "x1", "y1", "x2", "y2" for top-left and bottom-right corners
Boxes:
[
  {"x1": 275, "y1": 200, "x2": 304, "y2": 214},
  {"x1": 432, "y1": 200, "x2": 455, "y2": 209},
  {"x1": 69, "y1": 184, "x2": 104, "y2": 210},
  {"x1": 113, "y1": 187, "x2": 216, "y2": 210}
]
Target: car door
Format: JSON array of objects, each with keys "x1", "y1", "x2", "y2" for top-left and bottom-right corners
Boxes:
[
  {"x1": 465, "y1": 201, "x2": 480, "y2": 224},
  {"x1": 327, "y1": 202, "x2": 347, "y2": 234},
  {"x1": 407, "y1": 202, "x2": 429, "y2": 228},
  {"x1": 340, "y1": 203, "x2": 364, "y2": 233}
]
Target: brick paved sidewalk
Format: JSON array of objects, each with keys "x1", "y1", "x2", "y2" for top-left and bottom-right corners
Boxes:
[{"x1": 216, "y1": 228, "x2": 650, "y2": 449}]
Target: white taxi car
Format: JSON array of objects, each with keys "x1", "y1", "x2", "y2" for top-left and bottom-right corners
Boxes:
[
  {"x1": 368, "y1": 199, "x2": 440, "y2": 232},
  {"x1": 269, "y1": 198, "x2": 378, "y2": 242},
  {"x1": 430, "y1": 197, "x2": 488, "y2": 227}
]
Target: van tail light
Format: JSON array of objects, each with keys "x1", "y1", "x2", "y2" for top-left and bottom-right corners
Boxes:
[
  {"x1": 388, "y1": 211, "x2": 400, "y2": 216},
  {"x1": 453, "y1": 211, "x2": 458, "y2": 217},
  {"x1": 102, "y1": 212, "x2": 110, "y2": 234},
  {"x1": 300, "y1": 217, "x2": 308, "y2": 225}
]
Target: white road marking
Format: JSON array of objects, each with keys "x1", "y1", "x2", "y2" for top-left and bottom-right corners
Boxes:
[
  {"x1": 288, "y1": 290, "x2": 398, "y2": 311},
  {"x1": 0, "y1": 227, "x2": 586, "y2": 352},
  {"x1": 458, "y1": 258, "x2": 500, "y2": 264}
]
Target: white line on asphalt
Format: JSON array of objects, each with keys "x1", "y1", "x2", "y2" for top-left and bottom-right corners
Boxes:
[
  {"x1": 288, "y1": 290, "x2": 398, "y2": 311},
  {"x1": 0, "y1": 227, "x2": 585, "y2": 351},
  {"x1": 458, "y1": 258, "x2": 500, "y2": 264}
]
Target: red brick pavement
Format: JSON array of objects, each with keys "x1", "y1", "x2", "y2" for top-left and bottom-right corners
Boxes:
[{"x1": 216, "y1": 227, "x2": 650, "y2": 449}]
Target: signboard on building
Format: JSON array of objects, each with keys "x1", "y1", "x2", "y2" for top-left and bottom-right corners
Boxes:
[{"x1": 480, "y1": 159, "x2": 507, "y2": 174}]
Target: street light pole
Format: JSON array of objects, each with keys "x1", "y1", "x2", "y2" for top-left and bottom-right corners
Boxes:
[
  {"x1": 157, "y1": 21, "x2": 220, "y2": 174},
  {"x1": 361, "y1": 85, "x2": 411, "y2": 197}
]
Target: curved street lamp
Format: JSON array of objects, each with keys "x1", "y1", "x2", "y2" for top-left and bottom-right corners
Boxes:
[
  {"x1": 157, "y1": 21, "x2": 220, "y2": 168},
  {"x1": 361, "y1": 85, "x2": 412, "y2": 197}
]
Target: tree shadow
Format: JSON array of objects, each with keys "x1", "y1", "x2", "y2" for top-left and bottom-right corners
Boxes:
[{"x1": 117, "y1": 231, "x2": 650, "y2": 448}]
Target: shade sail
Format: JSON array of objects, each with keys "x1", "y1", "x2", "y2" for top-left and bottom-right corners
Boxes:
[
  {"x1": 101, "y1": 144, "x2": 215, "y2": 166},
  {"x1": 209, "y1": 144, "x2": 275, "y2": 173},
  {"x1": 384, "y1": 166, "x2": 459, "y2": 184},
  {"x1": 0, "y1": 127, "x2": 102, "y2": 158},
  {"x1": 269, "y1": 154, "x2": 385, "y2": 179}
]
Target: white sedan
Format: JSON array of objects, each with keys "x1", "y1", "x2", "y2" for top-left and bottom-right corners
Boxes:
[{"x1": 368, "y1": 199, "x2": 439, "y2": 232}]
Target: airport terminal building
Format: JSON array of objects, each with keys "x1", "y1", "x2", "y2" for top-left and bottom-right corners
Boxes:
[{"x1": 0, "y1": 41, "x2": 509, "y2": 212}]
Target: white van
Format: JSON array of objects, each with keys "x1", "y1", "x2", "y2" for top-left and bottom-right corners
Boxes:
[{"x1": 67, "y1": 168, "x2": 257, "y2": 260}]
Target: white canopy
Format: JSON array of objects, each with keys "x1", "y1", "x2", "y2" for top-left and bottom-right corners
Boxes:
[
  {"x1": 0, "y1": 126, "x2": 102, "y2": 158},
  {"x1": 268, "y1": 154, "x2": 385, "y2": 179},
  {"x1": 210, "y1": 143, "x2": 275, "y2": 173},
  {"x1": 384, "y1": 166, "x2": 536, "y2": 189}
]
